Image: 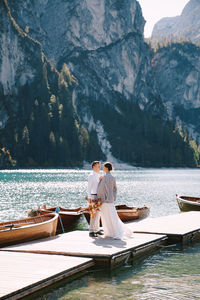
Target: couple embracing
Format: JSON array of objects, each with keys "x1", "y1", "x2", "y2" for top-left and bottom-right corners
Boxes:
[{"x1": 87, "y1": 161, "x2": 132, "y2": 239}]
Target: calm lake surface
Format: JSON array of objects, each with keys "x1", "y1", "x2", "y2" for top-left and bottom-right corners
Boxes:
[{"x1": 0, "y1": 168, "x2": 200, "y2": 299}]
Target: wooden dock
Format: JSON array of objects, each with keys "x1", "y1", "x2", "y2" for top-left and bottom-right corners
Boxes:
[
  {"x1": 1, "y1": 231, "x2": 167, "y2": 268},
  {"x1": 1, "y1": 211, "x2": 200, "y2": 299},
  {"x1": 0, "y1": 251, "x2": 93, "y2": 300},
  {"x1": 127, "y1": 211, "x2": 200, "y2": 243}
]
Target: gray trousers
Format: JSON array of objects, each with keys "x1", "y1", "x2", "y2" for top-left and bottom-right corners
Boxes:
[{"x1": 89, "y1": 195, "x2": 101, "y2": 232}]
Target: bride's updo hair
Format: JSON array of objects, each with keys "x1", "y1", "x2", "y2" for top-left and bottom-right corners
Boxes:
[{"x1": 104, "y1": 162, "x2": 113, "y2": 171}]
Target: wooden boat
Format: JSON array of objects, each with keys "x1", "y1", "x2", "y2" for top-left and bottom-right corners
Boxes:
[
  {"x1": 115, "y1": 205, "x2": 150, "y2": 222},
  {"x1": 176, "y1": 195, "x2": 200, "y2": 212},
  {"x1": 0, "y1": 213, "x2": 58, "y2": 248},
  {"x1": 84, "y1": 205, "x2": 150, "y2": 224},
  {"x1": 39, "y1": 206, "x2": 84, "y2": 233}
]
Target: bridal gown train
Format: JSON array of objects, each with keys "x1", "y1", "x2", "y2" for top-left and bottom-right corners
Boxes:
[{"x1": 100, "y1": 203, "x2": 133, "y2": 239}]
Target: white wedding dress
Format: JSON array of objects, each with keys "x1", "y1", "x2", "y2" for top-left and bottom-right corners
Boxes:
[{"x1": 100, "y1": 203, "x2": 133, "y2": 239}]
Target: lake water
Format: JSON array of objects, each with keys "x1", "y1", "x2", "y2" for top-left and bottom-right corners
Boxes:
[{"x1": 0, "y1": 168, "x2": 200, "y2": 299}]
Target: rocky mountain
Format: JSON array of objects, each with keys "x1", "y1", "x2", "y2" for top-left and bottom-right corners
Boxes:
[
  {"x1": 8, "y1": 0, "x2": 155, "y2": 108},
  {"x1": 152, "y1": 42, "x2": 200, "y2": 144},
  {"x1": 0, "y1": 0, "x2": 83, "y2": 168},
  {"x1": 152, "y1": 0, "x2": 200, "y2": 44},
  {"x1": 151, "y1": 0, "x2": 200, "y2": 151},
  {"x1": 0, "y1": 0, "x2": 197, "y2": 168}
]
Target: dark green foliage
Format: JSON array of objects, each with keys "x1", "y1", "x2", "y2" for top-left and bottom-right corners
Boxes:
[
  {"x1": 0, "y1": 0, "x2": 84, "y2": 168},
  {"x1": 152, "y1": 40, "x2": 200, "y2": 56},
  {"x1": 89, "y1": 98, "x2": 196, "y2": 167},
  {"x1": 0, "y1": 61, "x2": 84, "y2": 168},
  {"x1": 174, "y1": 105, "x2": 200, "y2": 129},
  {"x1": 85, "y1": 129, "x2": 106, "y2": 162}
]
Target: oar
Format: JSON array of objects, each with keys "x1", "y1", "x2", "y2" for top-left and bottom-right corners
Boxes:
[
  {"x1": 55, "y1": 207, "x2": 65, "y2": 233},
  {"x1": 0, "y1": 224, "x2": 14, "y2": 230},
  {"x1": 0, "y1": 222, "x2": 35, "y2": 230}
]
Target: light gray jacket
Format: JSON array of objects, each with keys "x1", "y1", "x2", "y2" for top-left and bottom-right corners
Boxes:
[{"x1": 97, "y1": 173, "x2": 117, "y2": 203}]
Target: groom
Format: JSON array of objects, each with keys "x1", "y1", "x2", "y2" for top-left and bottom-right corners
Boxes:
[{"x1": 87, "y1": 161, "x2": 103, "y2": 237}]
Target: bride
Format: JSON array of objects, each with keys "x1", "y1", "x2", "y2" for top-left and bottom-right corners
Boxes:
[{"x1": 97, "y1": 162, "x2": 133, "y2": 239}]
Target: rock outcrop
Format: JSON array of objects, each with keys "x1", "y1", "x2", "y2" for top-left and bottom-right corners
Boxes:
[
  {"x1": 9, "y1": 0, "x2": 155, "y2": 110},
  {"x1": 152, "y1": 0, "x2": 200, "y2": 44},
  {"x1": 152, "y1": 42, "x2": 200, "y2": 142},
  {"x1": 0, "y1": 0, "x2": 83, "y2": 167},
  {"x1": 151, "y1": 0, "x2": 200, "y2": 145}
]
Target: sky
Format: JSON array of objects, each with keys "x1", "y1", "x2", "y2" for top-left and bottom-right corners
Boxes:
[{"x1": 137, "y1": 0, "x2": 190, "y2": 38}]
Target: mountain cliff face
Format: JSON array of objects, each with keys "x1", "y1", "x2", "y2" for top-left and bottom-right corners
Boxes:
[
  {"x1": 152, "y1": 42, "x2": 200, "y2": 143},
  {"x1": 8, "y1": 0, "x2": 153, "y2": 110},
  {"x1": 0, "y1": 0, "x2": 84, "y2": 167},
  {"x1": 151, "y1": 0, "x2": 200, "y2": 147},
  {"x1": 152, "y1": 0, "x2": 200, "y2": 43},
  {"x1": 0, "y1": 0, "x2": 197, "y2": 168}
]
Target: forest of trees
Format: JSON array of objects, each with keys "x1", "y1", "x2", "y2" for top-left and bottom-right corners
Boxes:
[
  {"x1": 0, "y1": 61, "x2": 89, "y2": 168},
  {"x1": 90, "y1": 98, "x2": 198, "y2": 167}
]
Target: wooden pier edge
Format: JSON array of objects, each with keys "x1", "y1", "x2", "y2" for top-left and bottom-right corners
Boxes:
[
  {"x1": 134, "y1": 228, "x2": 200, "y2": 244},
  {"x1": 0, "y1": 259, "x2": 94, "y2": 300},
  {"x1": 93, "y1": 235, "x2": 168, "y2": 268},
  {"x1": 1, "y1": 234, "x2": 168, "y2": 269},
  {"x1": 182, "y1": 229, "x2": 200, "y2": 243}
]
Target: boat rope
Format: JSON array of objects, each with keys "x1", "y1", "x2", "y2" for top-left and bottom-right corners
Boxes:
[{"x1": 55, "y1": 207, "x2": 65, "y2": 233}]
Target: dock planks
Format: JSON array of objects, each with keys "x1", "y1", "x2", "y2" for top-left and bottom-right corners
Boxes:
[
  {"x1": 1, "y1": 231, "x2": 166, "y2": 267},
  {"x1": 0, "y1": 251, "x2": 94, "y2": 300},
  {"x1": 127, "y1": 211, "x2": 200, "y2": 243},
  {"x1": 1, "y1": 212, "x2": 200, "y2": 299}
]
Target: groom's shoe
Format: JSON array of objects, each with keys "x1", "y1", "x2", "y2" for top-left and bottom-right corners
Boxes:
[
  {"x1": 89, "y1": 232, "x2": 97, "y2": 237},
  {"x1": 95, "y1": 230, "x2": 104, "y2": 236}
]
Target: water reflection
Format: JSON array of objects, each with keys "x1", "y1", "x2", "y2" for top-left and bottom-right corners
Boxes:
[{"x1": 31, "y1": 243, "x2": 200, "y2": 300}]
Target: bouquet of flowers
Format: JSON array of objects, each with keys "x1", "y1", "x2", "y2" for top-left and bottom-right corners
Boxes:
[{"x1": 88, "y1": 198, "x2": 102, "y2": 218}]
